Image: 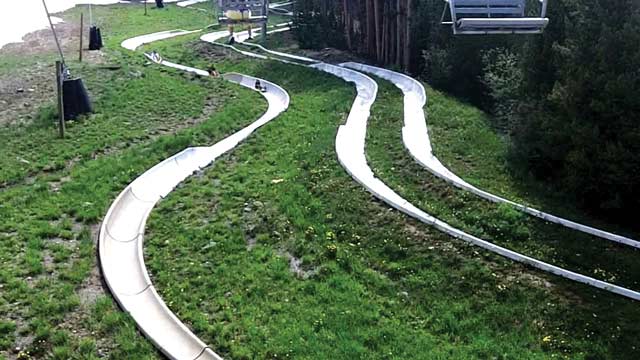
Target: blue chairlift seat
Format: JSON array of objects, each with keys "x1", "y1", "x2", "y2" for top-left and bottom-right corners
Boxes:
[{"x1": 442, "y1": 0, "x2": 549, "y2": 34}]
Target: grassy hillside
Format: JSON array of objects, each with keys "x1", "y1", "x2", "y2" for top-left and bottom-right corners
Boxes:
[
  {"x1": 0, "y1": 3, "x2": 260, "y2": 359},
  {"x1": 1, "y1": 3, "x2": 638, "y2": 359},
  {"x1": 146, "y1": 37, "x2": 639, "y2": 359},
  {"x1": 366, "y1": 80, "x2": 640, "y2": 359}
]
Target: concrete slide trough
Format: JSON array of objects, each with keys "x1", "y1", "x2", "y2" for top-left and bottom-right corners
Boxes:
[
  {"x1": 341, "y1": 62, "x2": 640, "y2": 249},
  {"x1": 100, "y1": 31, "x2": 290, "y2": 360},
  {"x1": 121, "y1": 29, "x2": 201, "y2": 51},
  {"x1": 312, "y1": 62, "x2": 640, "y2": 302},
  {"x1": 198, "y1": 25, "x2": 640, "y2": 301},
  {"x1": 101, "y1": 11, "x2": 638, "y2": 359}
]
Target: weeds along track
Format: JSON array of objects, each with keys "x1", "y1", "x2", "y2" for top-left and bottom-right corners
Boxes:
[
  {"x1": 342, "y1": 62, "x2": 640, "y2": 250},
  {"x1": 200, "y1": 26, "x2": 640, "y2": 302},
  {"x1": 101, "y1": 11, "x2": 636, "y2": 360},
  {"x1": 99, "y1": 31, "x2": 289, "y2": 360}
]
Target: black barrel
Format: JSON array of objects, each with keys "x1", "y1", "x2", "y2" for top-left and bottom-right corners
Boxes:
[
  {"x1": 63, "y1": 78, "x2": 93, "y2": 120},
  {"x1": 89, "y1": 26, "x2": 103, "y2": 50}
]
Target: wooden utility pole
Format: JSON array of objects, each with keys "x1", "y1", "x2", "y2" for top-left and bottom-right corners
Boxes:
[
  {"x1": 79, "y1": 13, "x2": 84, "y2": 62},
  {"x1": 55, "y1": 61, "x2": 65, "y2": 138},
  {"x1": 144, "y1": 0, "x2": 148, "y2": 16}
]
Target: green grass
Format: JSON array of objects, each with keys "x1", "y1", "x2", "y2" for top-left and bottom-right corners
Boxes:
[
  {"x1": 63, "y1": 3, "x2": 213, "y2": 47},
  {"x1": 139, "y1": 40, "x2": 639, "y2": 359},
  {"x1": 0, "y1": 68, "x2": 265, "y2": 357},
  {"x1": 365, "y1": 79, "x2": 640, "y2": 358},
  {"x1": 0, "y1": 3, "x2": 265, "y2": 359},
  {"x1": 2, "y1": 3, "x2": 639, "y2": 359},
  {"x1": 426, "y1": 86, "x2": 640, "y2": 237},
  {"x1": 367, "y1": 80, "x2": 640, "y2": 290}
]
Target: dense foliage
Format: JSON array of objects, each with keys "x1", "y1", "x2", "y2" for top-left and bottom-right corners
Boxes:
[
  {"x1": 513, "y1": 0, "x2": 640, "y2": 225},
  {"x1": 293, "y1": 0, "x2": 640, "y2": 226}
]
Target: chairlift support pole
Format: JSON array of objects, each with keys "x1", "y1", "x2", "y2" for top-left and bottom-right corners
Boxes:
[
  {"x1": 261, "y1": 0, "x2": 268, "y2": 44},
  {"x1": 42, "y1": 0, "x2": 66, "y2": 138},
  {"x1": 41, "y1": 0, "x2": 66, "y2": 65},
  {"x1": 56, "y1": 61, "x2": 66, "y2": 138}
]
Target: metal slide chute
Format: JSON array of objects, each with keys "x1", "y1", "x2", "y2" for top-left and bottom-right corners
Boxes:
[{"x1": 101, "y1": 28, "x2": 290, "y2": 360}]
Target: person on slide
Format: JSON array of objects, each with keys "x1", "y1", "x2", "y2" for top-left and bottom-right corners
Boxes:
[
  {"x1": 208, "y1": 65, "x2": 220, "y2": 77},
  {"x1": 254, "y1": 79, "x2": 267, "y2": 93},
  {"x1": 149, "y1": 50, "x2": 162, "y2": 63}
]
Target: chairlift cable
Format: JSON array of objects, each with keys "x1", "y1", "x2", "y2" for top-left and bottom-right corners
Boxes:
[{"x1": 41, "y1": 0, "x2": 66, "y2": 66}]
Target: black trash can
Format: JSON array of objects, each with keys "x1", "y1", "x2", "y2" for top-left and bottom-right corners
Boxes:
[
  {"x1": 89, "y1": 26, "x2": 103, "y2": 50},
  {"x1": 63, "y1": 78, "x2": 93, "y2": 120},
  {"x1": 155, "y1": 0, "x2": 164, "y2": 8}
]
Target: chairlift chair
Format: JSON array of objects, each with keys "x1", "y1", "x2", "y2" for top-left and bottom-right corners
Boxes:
[
  {"x1": 218, "y1": 0, "x2": 267, "y2": 24},
  {"x1": 442, "y1": 0, "x2": 549, "y2": 35}
]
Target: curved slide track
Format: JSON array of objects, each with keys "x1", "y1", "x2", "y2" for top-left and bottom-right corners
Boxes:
[
  {"x1": 312, "y1": 62, "x2": 640, "y2": 302},
  {"x1": 121, "y1": 29, "x2": 202, "y2": 51},
  {"x1": 220, "y1": 35, "x2": 639, "y2": 250},
  {"x1": 341, "y1": 62, "x2": 640, "y2": 249},
  {"x1": 100, "y1": 31, "x2": 290, "y2": 359},
  {"x1": 101, "y1": 12, "x2": 637, "y2": 359},
  {"x1": 199, "y1": 27, "x2": 640, "y2": 301},
  {"x1": 177, "y1": 0, "x2": 208, "y2": 7}
]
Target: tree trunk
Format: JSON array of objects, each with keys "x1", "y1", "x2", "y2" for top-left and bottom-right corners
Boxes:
[
  {"x1": 382, "y1": 0, "x2": 388, "y2": 64},
  {"x1": 343, "y1": 0, "x2": 352, "y2": 49},
  {"x1": 404, "y1": 0, "x2": 412, "y2": 71},
  {"x1": 396, "y1": 0, "x2": 403, "y2": 67},
  {"x1": 373, "y1": 0, "x2": 382, "y2": 63}
]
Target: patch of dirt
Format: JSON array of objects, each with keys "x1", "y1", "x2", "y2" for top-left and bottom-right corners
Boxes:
[
  {"x1": 284, "y1": 252, "x2": 319, "y2": 280},
  {"x1": 53, "y1": 264, "x2": 110, "y2": 358},
  {"x1": 43, "y1": 250, "x2": 56, "y2": 272},
  {"x1": 77, "y1": 265, "x2": 106, "y2": 307},
  {"x1": 195, "y1": 41, "x2": 244, "y2": 62},
  {"x1": 48, "y1": 175, "x2": 72, "y2": 193},
  {"x1": 47, "y1": 236, "x2": 77, "y2": 247},
  {"x1": 0, "y1": 15, "x2": 106, "y2": 127},
  {"x1": 404, "y1": 222, "x2": 459, "y2": 254},
  {"x1": 0, "y1": 85, "x2": 222, "y2": 192},
  {"x1": 299, "y1": 47, "x2": 366, "y2": 65},
  {"x1": 242, "y1": 200, "x2": 264, "y2": 250},
  {"x1": 10, "y1": 334, "x2": 35, "y2": 360}
]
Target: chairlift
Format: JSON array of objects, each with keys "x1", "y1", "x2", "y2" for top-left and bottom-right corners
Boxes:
[
  {"x1": 441, "y1": 0, "x2": 549, "y2": 35},
  {"x1": 218, "y1": 0, "x2": 267, "y2": 24}
]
